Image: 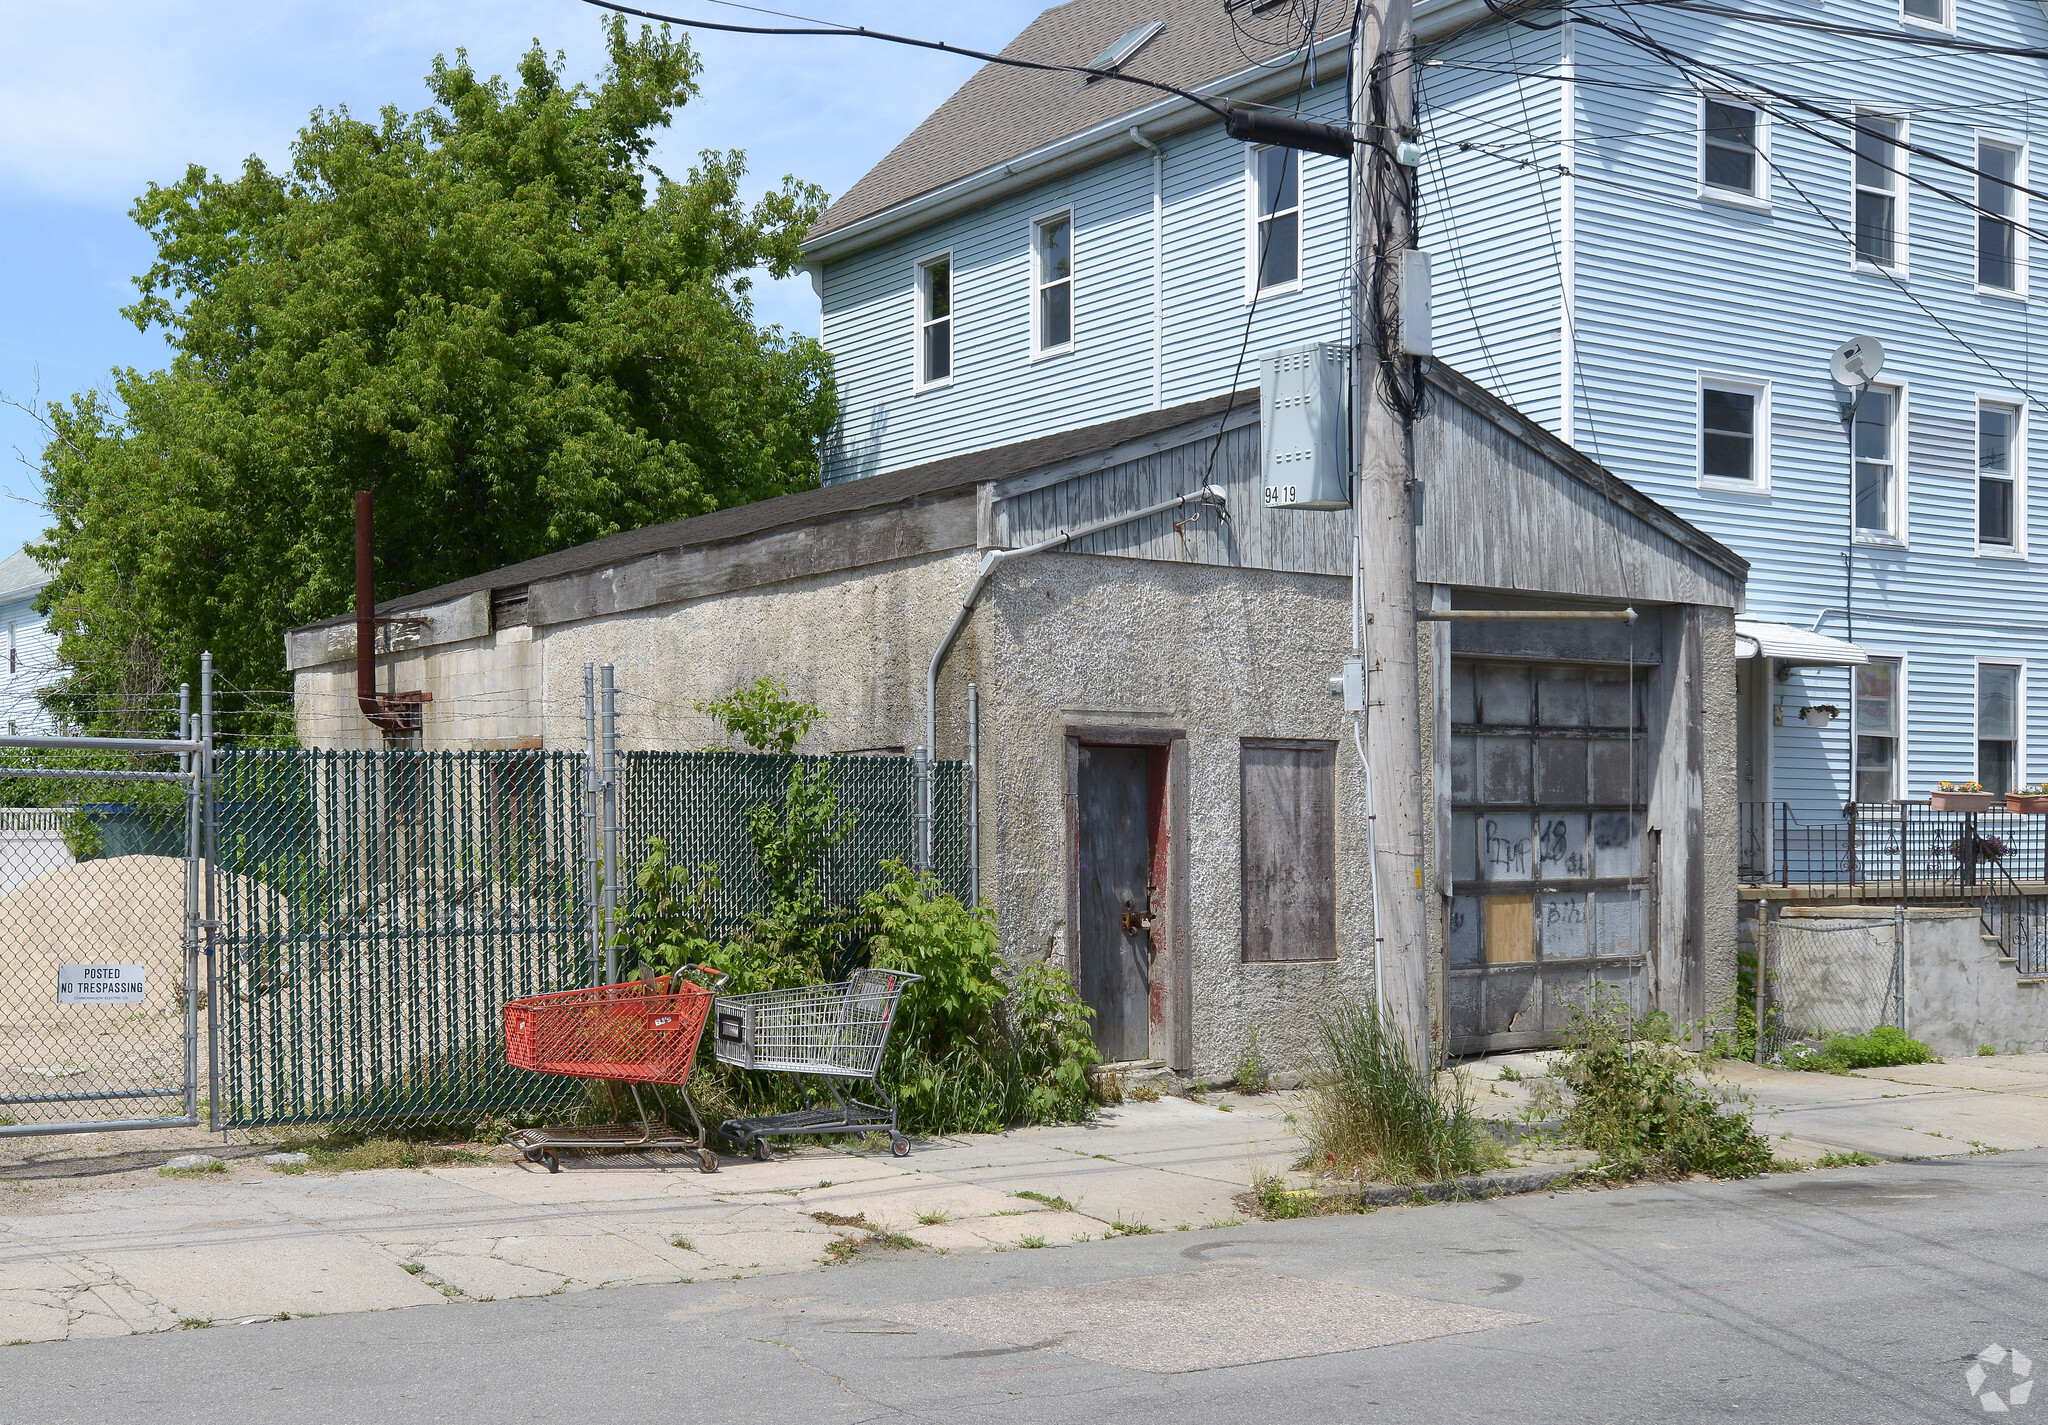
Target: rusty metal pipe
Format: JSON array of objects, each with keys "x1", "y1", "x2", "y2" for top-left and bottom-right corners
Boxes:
[{"x1": 355, "y1": 491, "x2": 410, "y2": 736}]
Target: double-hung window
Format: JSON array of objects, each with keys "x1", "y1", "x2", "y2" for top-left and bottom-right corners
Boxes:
[
  {"x1": 1251, "y1": 144, "x2": 1301, "y2": 293},
  {"x1": 1901, "y1": 0, "x2": 1951, "y2": 29},
  {"x1": 1699, "y1": 375, "x2": 1767, "y2": 489},
  {"x1": 1701, "y1": 98, "x2": 1764, "y2": 202},
  {"x1": 1979, "y1": 401, "x2": 2020, "y2": 549},
  {"x1": 1979, "y1": 662, "x2": 2022, "y2": 793},
  {"x1": 916, "y1": 254, "x2": 953, "y2": 387},
  {"x1": 1032, "y1": 212, "x2": 1073, "y2": 355},
  {"x1": 1978, "y1": 138, "x2": 2024, "y2": 293},
  {"x1": 1854, "y1": 115, "x2": 1904, "y2": 269},
  {"x1": 1853, "y1": 385, "x2": 1902, "y2": 539},
  {"x1": 1855, "y1": 657, "x2": 1902, "y2": 802}
]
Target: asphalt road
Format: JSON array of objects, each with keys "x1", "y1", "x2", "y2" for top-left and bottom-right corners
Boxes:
[{"x1": 15, "y1": 1151, "x2": 2048, "y2": 1424}]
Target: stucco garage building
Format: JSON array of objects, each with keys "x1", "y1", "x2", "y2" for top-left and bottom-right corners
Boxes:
[{"x1": 289, "y1": 362, "x2": 1746, "y2": 1079}]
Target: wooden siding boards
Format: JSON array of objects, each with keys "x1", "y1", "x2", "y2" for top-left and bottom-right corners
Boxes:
[{"x1": 1240, "y1": 739, "x2": 1340, "y2": 962}]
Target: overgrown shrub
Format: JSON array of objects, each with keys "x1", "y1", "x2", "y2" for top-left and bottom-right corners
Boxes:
[
  {"x1": 1302, "y1": 1001, "x2": 1501, "y2": 1184},
  {"x1": 1551, "y1": 989, "x2": 1773, "y2": 1179},
  {"x1": 1783, "y1": 1026, "x2": 1938, "y2": 1075}
]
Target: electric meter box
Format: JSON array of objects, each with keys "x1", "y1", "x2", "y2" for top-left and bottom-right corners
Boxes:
[{"x1": 1259, "y1": 342, "x2": 1351, "y2": 510}]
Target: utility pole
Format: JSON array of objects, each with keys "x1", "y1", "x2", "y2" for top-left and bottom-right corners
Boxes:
[{"x1": 1354, "y1": 0, "x2": 1432, "y2": 1066}]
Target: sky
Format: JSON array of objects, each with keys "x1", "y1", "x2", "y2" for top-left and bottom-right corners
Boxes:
[{"x1": 0, "y1": 0, "x2": 1046, "y2": 556}]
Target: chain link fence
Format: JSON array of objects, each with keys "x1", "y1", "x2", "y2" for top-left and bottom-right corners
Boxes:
[{"x1": 1760, "y1": 912, "x2": 1904, "y2": 1061}]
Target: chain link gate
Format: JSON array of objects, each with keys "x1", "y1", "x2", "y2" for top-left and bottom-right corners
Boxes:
[
  {"x1": 1757, "y1": 910, "x2": 1906, "y2": 1062},
  {"x1": 0, "y1": 724, "x2": 207, "y2": 1138}
]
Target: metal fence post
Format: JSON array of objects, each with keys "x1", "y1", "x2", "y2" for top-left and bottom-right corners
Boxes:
[
  {"x1": 583, "y1": 662, "x2": 599, "y2": 987},
  {"x1": 601, "y1": 663, "x2": 619, "y2": 983},
  {"x1": 1753, "y1": 915, "x2": 1768, "y2": 1065},
  {"x1": 966, "y1": 684, "x2": 979, "y2": 906},
  {"x1": 180, "y1": 684, "x2": 199, "y2": 1124},
  {"x1": 1897, "y1": 902, "x2": 1909, "y2": 1034},
  {"x1": 913, "y1": 744, "x2": 932, "y2": 874},
  {"x1": 201, "y1": 653, "x2": 220, "y2": 1133}
]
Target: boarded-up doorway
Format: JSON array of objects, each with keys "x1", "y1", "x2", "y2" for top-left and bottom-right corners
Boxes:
[{"x1": 1074, "y1": 744, "x2": 1156, "y2": 1061}]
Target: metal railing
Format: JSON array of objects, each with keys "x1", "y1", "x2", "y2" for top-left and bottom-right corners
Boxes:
[{"x1": 1738, "y1": 799, "x2": 2048, "y2": 897}]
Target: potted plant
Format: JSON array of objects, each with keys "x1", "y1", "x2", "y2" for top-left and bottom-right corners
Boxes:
[
  {"x1": 2010, "y1": 783, "x2": 2048, "y2": 814},
  {"x1": 1950, "y1": 832, "x2": 2008, "y2": 863},
  {"x1": 1932, "y1": 780, "x2": 1998, "y2": 813},
  {"x1": 1799, "y1": 704, "x2": 1840, "y2": 728}
]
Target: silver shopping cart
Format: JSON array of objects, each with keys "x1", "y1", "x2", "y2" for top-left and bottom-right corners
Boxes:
[{"x1": 712, "y1": 968, "x2": 922, "y2": 1160}]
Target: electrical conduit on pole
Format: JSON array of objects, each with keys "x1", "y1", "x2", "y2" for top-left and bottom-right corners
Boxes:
[{"x1": 921, "y1": 486, "x2": 1230, "y2": 857}]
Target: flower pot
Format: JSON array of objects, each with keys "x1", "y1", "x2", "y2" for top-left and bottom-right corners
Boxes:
[
  {"x1": 1932, "y1": 792, "x2": 1997, "y2": 813},
  {"x1": 2008, "y1": 794, "x2": 2048, "y2": 815},
  {"x1": 1801, "y1": 708, "x2": 1835, "y2": 728}
]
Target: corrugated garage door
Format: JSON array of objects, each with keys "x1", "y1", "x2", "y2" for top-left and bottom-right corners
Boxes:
[{"x1": 1447, "y1": 659, "x2": 1650, "y2": 1054}]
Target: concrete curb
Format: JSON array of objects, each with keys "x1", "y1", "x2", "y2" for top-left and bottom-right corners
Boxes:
[{"x1": 1339, "y1": 1162, "x2": 1587, "y2": 1208}]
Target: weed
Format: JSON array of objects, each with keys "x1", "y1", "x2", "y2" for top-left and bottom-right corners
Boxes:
[
  {"x1": 823, "y1": 1237, "x2": 861, "y2": 1264},
  {"x1": 1127, "y1": 1083, "x2": 1161, "y2": 1103},
  {"x1": 271, "y1": 1130, "x2": 491, "y2": 1173},
  {"x1": 1551, "y1": 988, "x2": 1773, "y2": 1180},
  {"x1": 670, "y1": 1236, "x2": 694, "y2": 1251},
  {"x1": 1812, "y1": 1151, "x2": 1881, "y2": 1168},
  {"x1": 158, "y1": 1161, "x2": 226, "y2": 1179},
  {"x1": 810, "y1": 1210, "x2": 868, "y2": 1229},
  {"x1": 1496, "y1": 1065, "x2": 1524, "y2": 1082},
  {"x1": 1217, "y1": 1103, "x2": 1234, "y2": 1113},
  {"x1": 399, "y1": 1263, "x2": 425, "y2": 1275},
  {"x1": 868, "y1": 1227, "x2": 919, "y2": 1251},
  {"x1": 1234, "y1": 1025, "x2": 1273, "y2": 1094},
  {"x1": 1109, "y1": 1218, "x2": 1155, "y2": 1236},
  {"x1": 993, "y1": 1209, "x2": 1023, "y2": 1217},
  {"x1": 439, "y1": 1284, "x2": 463, "y2": 1298},
  {"x1": 1183, "y1": 1080, "x2": 1207, "y2": 1102},
  {"x1": 0, "y1": 1116, "x2": 16, "y2": 1129},
  {"x1": 1204, "y1": 1217, "x2": 1244, "y2": 1229},
  {"x1": 816, "y1": 1180, "x2": 834, "y2": 1189},
  {"x1": 1979, "y1": 1045, "x2": 1998, "y2": 1057},
  {"x1": 270, "y1": 1161, "x2": 309, "y2": 1176},
  {"x1": 4, "y1": 1340, "x2": 29, "y2": 1347},
  {"x1": 177, "y1": 1318, "x2": 210, "y2": 1329},
  {"x1": 1173, "y1": 1223, "x2": 1191, "y2": 1231},
  {"x1": 1782, "y1": 1027, "x2": 1939, "y2": 1075},
  {"x1": 915, "y1": 1208, "x2": 951, "y2": 1226},
  {"x1": 1301, "y1": 1001, "x2": 1503, "y2": 1184},
  {"x1": 1018, "y1": 1235, "x2": 1048, "y2": 1249},
  {"x1": 1014, "y1": 1189, "x2": 1072, "y2": 1212},
  {"x1": 1090, "y1": 1068, "x2": 1126, "y2": 1106},
  {"x1": 1250, "y1": 1173, "x2": 1321, "y2": 1219}
]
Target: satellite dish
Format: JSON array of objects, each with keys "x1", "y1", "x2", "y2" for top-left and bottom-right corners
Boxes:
[{"x1": 1829, "y1": 335, "x2": 1886, "y2": 388}]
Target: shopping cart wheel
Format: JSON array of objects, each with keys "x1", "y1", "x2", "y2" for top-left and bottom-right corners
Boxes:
[
  {"x1": 520, "y1": 1147, "x2": 540, "y2": 1166},
  {"x1": 752, "y1": 1138, "x2": 772, "y2": 1162},
  {"x1": 890, "y1": 1136, "x2": 910, "y2": 1158},
  {"x1": 541, "y1": 1149, "x2": 561, "y2": 1174},
  {"x1": 697, "y1": 1149, "x2": 719, "y2": 1174}
]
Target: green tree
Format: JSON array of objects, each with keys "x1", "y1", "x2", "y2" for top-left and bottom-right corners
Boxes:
[{"x1": 32, "y1": 18, "x2": 835, "y2": 730}]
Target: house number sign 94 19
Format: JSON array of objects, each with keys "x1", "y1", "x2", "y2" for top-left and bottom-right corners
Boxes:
[
  {"x1": 1263, "y1": 484, "x2": 1300, "y2": 507},
  {"x1": 59, "y1": 964, "x2": 145, "y2": 1004}
]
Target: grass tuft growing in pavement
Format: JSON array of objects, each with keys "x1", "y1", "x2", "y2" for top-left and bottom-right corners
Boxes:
[
  {"x1": 1013, "y1": 1189, "x2": 1072, "y2": 1212},
  {"x1": 158, "y1": 1161, "x2": 226, "y2": 1179},
  {"x1": 1302, "y1": 1001, "x2": 1502, "y2": 1185},
  {"x1": 271, "y1": 1129, "x2": 493, "y2": 1173},
  {"x1": 1782, "y1": 1027, "x2": 1939, "y2": 1076}
]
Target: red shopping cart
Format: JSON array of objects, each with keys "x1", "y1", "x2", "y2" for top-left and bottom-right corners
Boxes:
[{"x1": 503, "y1": 968, "x2": 724, "y2": 1173}]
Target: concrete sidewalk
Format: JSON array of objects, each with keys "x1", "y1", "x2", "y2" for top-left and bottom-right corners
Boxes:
[
  {"x1": 1463, "y1": 1048, "x2": 2048, "y2": 1162},
  {"x1": 0, "y1": 1092, "x2": 1325, "y2": 1342}
]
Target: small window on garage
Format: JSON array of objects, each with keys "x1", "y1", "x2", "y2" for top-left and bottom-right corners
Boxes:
[{"x1": 1241, "y1": 739, "x2": 1337, "y2": 962}]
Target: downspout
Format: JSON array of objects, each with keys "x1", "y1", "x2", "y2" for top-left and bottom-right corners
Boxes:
[
  {"x1": 924, "y1": 485, "x2": 1229, "y2": 757},
  {"x1": 355, "y1": 491, "x2": 411, "y2": 738},
  {"x1": 1129, "y1": 126, "x2": 1165, "y2": 409}
]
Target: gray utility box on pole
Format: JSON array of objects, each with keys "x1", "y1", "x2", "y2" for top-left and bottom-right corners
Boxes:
[{"x1": 1259, "y1": 342, "x2": 1351, "y2": 509}]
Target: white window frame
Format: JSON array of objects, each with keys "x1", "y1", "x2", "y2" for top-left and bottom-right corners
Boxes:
[
  {"x1": 1029, "y1": 208, "x2": 1075, "y2": 360},
  {"x1": 1975, "y1": 131, "x2": 2029, "y2": 299},
  {"x1": 1244, "y1": 143, "x2": 1304, "y2": 301},
  {"x1": 1695, "y1": 370, "x2": 1771, "y2": 494},
  {"x1": 1851, "y1": 651, "x2": 1909, "y2": 803},
  {"x1": 1850, "y1": 108, "x2": 1910, "y2": 277},
  {"x1": 1975, "y1": 657, "x2": 2026, "y2": 793},
  {"x1": 912, "y1": 249, "x2": 954, "y2": 392},
  {"x1": 1900, "y1": 0, "x2": 1955, "y2": 36},
  {"x1": 1976, "y1": 393, "x2": 2027, "y2": 558},
  {"x1": 1850, "y1": 378, "x2": 1909, "y2": 546},
  {"x1": 1697, "y1": 94, "x2": 1770, "y2": 209}
]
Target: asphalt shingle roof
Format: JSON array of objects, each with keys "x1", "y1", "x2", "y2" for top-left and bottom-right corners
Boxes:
[{"x1": 808, "y1": 0, "x2": 1352, "y2": 241}]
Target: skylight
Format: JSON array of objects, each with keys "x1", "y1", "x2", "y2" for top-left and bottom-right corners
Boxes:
[{"x1": 1088, "y1": 21, "x2": 1164, "y2": 76}]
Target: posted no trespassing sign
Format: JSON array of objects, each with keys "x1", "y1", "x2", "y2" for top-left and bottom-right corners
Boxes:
[{"x1": 58, "y1": 965, "x2": 145, "y2": 1004}]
